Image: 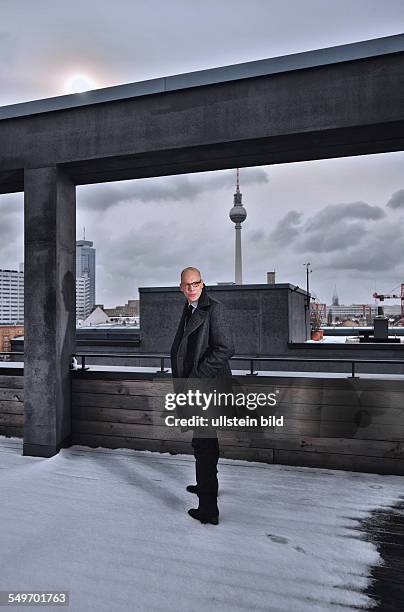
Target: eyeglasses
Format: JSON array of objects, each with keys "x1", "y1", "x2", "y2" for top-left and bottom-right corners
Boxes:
[{"x1": 181, "y1": 280, "x2": 202, "y2": 290}]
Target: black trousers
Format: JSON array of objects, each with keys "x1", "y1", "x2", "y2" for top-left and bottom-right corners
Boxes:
[{"x1": 191, "y1": 436, "x2": 219, "y2": 515}]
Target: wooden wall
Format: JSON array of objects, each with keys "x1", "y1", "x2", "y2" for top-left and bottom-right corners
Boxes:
[
  {"x1": 1, "y1": 371, "x2": 404, "y2": 475},
  {"x1": 71, "y1": 372, "x2": 404, "y2": 475},
  {"x1": 0, "y1": 374, "x2": 24, "y2": 438}
]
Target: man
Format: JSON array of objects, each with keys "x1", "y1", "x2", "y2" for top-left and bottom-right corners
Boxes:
[{"x1": 170, "y1": 267, "x2": 234, "y2": 525}]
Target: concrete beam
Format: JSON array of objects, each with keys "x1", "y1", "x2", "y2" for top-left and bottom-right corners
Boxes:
[
  {"x1": 23, "y1": 167, "x2": 76, "y2": 457},
  {"x1": 0, "y1": 37, "x2": 404, "y2": 192}
]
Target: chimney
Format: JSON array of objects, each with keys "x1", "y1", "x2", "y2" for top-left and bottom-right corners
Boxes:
[{"x1": 267, "y1": 271, "x2": 275, "y2": 284}]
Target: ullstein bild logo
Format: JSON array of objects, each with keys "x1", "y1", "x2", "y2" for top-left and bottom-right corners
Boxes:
[{"x1": 164, "y1": 389, "x2": 284, "y2": 429}]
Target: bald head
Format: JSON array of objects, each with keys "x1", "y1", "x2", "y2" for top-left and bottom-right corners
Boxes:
[{"x1": 180, "y1": 266, "x2": 201, "y2": 282}]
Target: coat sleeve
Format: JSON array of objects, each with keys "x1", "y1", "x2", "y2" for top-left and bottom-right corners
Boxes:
[{"x1": 192, "y1": 302, "x2": 235, "y2": 378}]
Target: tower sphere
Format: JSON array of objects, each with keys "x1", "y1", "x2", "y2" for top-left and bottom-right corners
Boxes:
[{"x1": 229, "y1": 205, "x2": 247, "y2": 224}]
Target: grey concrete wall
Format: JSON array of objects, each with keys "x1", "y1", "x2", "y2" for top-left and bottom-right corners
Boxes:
[
  {"x1": 23, "y1": 167, "x2": 76, "y2": 457},
  {"x1": 139, "y1": 284, "x2": 309, "y2": 355}
]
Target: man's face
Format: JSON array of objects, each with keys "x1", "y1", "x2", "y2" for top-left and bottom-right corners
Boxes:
[{"x1": 180, "y1": 270, "x2": 204, "y2": 303}]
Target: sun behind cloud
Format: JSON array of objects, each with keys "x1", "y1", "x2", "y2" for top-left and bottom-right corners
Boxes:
[{"x1": 65, "y1": 74, "x2": 96, "y2": 94}]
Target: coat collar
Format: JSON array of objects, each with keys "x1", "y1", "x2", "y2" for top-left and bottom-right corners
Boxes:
[
  {"x1": 179, "y1": 286, "x2": 210, "y2": 341},
  {"x1": 196, "y1": 285, "x2": 210, "y2": 309}
]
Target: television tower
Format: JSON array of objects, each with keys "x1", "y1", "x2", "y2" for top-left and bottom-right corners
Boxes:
[{"x1": 229, "y1": 168, "x2": 247, "y2": 284}]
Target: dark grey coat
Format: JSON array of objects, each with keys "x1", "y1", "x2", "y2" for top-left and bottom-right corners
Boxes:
[{"x1": 170, "y1": 286, "x2": 234, "y2": 381}]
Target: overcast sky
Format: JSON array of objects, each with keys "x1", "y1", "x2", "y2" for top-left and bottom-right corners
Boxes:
[{"x1": 1, "y1": 0, "x2": 404, "y2": 306}]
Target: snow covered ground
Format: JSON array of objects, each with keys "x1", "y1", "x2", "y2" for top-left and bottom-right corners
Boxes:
[{"x1": 0, "y1": 436, "x2": 403, "y2": 612}]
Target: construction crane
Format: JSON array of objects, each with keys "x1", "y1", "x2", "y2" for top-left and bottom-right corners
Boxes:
[{"x1": 372, "y1": 283, "x2": 404, "y2": 318}]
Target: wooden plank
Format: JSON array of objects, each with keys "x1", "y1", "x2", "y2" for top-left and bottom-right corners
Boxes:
[
  {"x1": 0, "y1": 389, "x2": 24, "y2": 402},
  {"x1": 274, "y1": 449, "x2": 404, "y2": 475},
  {"x1": 72, "y1": 379, "x2": 174, "y2": 397},
  {"x1": 272, "y1": 403, "x2": 321, "y2": 420},
  {"x1": 320, "y1": 404, "x2": 404, "y2": 426},
  {"x1": 248, "y1": 386, "x2": 404, "y2": 409},
  {"x1": 272, "y1": 418, "x2": 320, "y2": 436},
  {"x1": 0, "y1": 401, "x2": 24, "y2": 414},
  {"x1": 235, "y1": 383, "x2": 360, "y2": 406},
  {"x1": 72, "y1": 393, "x2": 165, "y2": 411},
  {"x1": 0, "y1": 413, "x2": 23, "y2": 426},
  {"x1": 72, "y1": 405, "x2": 165, "y2": 426},
  {"x1": 71, "y1": 432, "x2": 193, "y2": 455},
  {"x1": 231, "y1": 435, "x2": 404, "y2": 459},
  {"x1": 72, "y1": 420, "x2": 193, "y2": 442},
  {"x1": 274, "y1": 402, "x2": 404, "y2": 424},
  {"x1": 0, "y1": 376, "x2": 24, "y2": 389},
  {"x1": 220, "y1": 446, "x2": 273, "y2": 463},
  {"x1": 320, "y1": 421, "x2": 404, "y2": 441},
  {"x1": 218, "y1": 431, "x2": 271, "y2": 448},
  {"x1": 234, "y1": 376, "x2": 404, "y2": 393}
]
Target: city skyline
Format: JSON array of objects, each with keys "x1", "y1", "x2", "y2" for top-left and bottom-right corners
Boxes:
[{"x1": 1, "y1": 2, "x2": 404, "y2": 306}]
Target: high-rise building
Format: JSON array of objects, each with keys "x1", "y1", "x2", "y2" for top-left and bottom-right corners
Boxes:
[
  {"x1": 76, "y1": 238, "x2": 96, "y2": 314},
  {"x1": 0, "y1": 265, "x2": 24, "y2": 324},
  {"x1": 76, "y1": 273, "x2": 91, "y2": 321}
]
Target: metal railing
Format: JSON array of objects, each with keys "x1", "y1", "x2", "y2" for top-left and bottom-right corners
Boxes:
[
  {"x1": 71, "y1": 352, "x2": 404, "y2": 378},
  {"x1": 2, "y1": 351, "x2": 404, "y2": 378}
]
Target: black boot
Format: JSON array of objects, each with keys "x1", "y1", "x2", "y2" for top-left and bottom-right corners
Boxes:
[{"x1": 188, "y1": 508, "x2": 219, "y2": 525}]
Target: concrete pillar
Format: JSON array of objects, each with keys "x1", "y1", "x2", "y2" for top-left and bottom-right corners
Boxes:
[{"x1": 23, "y1": 166, "x2": 76, "y2": 457}]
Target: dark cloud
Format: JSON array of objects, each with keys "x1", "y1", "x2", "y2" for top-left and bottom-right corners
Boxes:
[
  {"x1": 386, "y1": 189, "x2": 404, "y2": 210},
  {"x1": 246, "y1": 229, "x2": 266, "y2": 245},
  {"x1": 305, "y1": 202, "x2": 384, "y2": 232},
  {"x1": 266, "y1": 201, "x2": 386, "y2": 255},
  {"x1": 300, "y1": 221, "x2": 365, "y2": 253},
  {"x1": 253, "y1": 197, "x2": 404, "y2": 280},
  {"x1": 271, "y1": 210, "x2": 303, "y2": 245},
  {"x1": 320, "y1": 221, "x2": 403, "y2": 272},
  {"x1": 77, "y1": 168, "x2": 269, "y2": 211},
  {"x1": 296, "y1": 202, "x2": 385, "y2": 253}
]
